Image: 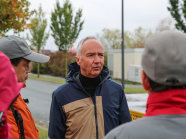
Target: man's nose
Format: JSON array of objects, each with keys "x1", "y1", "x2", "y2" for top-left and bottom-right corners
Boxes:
[
  {"x1": 27, "y1": 68, "x2": 31, "y2": 73},
  {"x1": 94, "y1": 55, "x2": 101, "y2": 63}
]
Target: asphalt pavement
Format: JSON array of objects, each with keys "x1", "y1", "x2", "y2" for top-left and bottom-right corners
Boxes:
[{"x1": 21, "y1": 78, "x2": 60, "y2": 128}]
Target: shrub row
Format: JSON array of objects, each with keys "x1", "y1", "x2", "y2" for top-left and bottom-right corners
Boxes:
[{"x1": 31, "y1": 51, "x2": 107, "y2": 78}]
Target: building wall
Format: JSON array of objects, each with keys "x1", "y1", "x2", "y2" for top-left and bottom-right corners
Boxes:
[{"x1": 107, "y1": 48, "x2": 144, "y2": 82}]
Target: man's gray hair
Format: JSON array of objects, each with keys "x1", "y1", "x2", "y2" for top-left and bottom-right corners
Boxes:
[{"x1": 76, "y1": 36, "x2": 97, "y2": 56}]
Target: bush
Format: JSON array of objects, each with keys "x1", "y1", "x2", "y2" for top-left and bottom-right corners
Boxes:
[
  {"x1": 47, "y1": 51, "x2": 74, "y2": 77},
  {"x1": 31, "y1": 50, "x2": 108, "y2": 78},
  {"x1": 31, "y1": 63, "x2": 48, "y2": 74},
  {"x1": 104, "y1": 52, "x2": 108, "y2": 67}
]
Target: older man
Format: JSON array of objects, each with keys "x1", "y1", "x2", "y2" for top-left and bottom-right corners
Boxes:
[
  {"x1": 105, "y1": 31, "x2": 186, "y2": 139},
  {"x1": 49, "y1": 37, "x2": 131, "y2": 139}
]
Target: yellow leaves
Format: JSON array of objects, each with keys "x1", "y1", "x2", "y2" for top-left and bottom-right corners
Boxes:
[
  {"x1": 1, "y1": 0, "x2": 18, "y2": 7},
  {"x1": 0, "y1": 0, "x2": 33, "y2": 33},
  {"x1": 11, "y1": 0, "x2": 18, "y2": 8},
  {"x1": 2, "y1": 0, "x2": 10, "y2": 2},
  {"x1": 16, "y1": 12, "x2": 24, "y2": 18},
  {"x1": 20, "y1": 24, "x2": 24, "y2": 28},
  {"x1": 4, "y1": 11, "x2": 9, "y2": 15},
  {"x1": 3, "y1": 22, "x2": 7, "y2": 25},
  {"x1": 27, "y1": 24, "x2": 32, "y2": 29}
]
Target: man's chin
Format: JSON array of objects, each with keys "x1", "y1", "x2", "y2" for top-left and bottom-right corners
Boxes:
[
  {"x1": 25, "y1": 76, "x2": 28, "y2": 80},
  {"x1": 18, "y1": 79, "x2": 26, "y2": 84},
  {"x1": 92, "y1": 72, "x2": 101, "y2": 77}
]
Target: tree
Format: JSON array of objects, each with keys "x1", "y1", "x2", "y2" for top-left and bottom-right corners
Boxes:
[
  {"x1": 124, "y1": 31, "x2": 135, "y2": 48},
  {"x1": 27, "y1": 5, "x2": 49, "y2": 77},
  {"x1": 168, "y1": 0, "x2": 186, "y2": 32},
  {"x1": 50, "y1": 0, "x2": 84, "y2": 77},
  {"x1": 0, "y1": 0, "x2": 33, "y2": 35},
  {"x1": 155, "y1": 17, "x2": 176, "y2": 32},
  {"x1": 97, "y1": 27, "x2": 151, "y2": 49},
  {"x1": 97, "y1": 28, "x2": 121, "y2": 50},
  {"x1": 132, "y1": 27, "x2": 152, "y2": 48}
]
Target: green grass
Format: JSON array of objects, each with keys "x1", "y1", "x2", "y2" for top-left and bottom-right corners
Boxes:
[
  {"x1": 124, "y1": 87, "x2": 146, "y2": 94},
  {"x1": 114, "y1": 79, "x2": 142, "y2": 85},
  {"x1": 28, "y1": 74, "x2": 66, "y2": 84},
  {"x1": 38, "y1": 127, "x2": 48, "y2": 139},
  {"x1": 29, "y1": 74, "x2": 146, "y2": 93}
]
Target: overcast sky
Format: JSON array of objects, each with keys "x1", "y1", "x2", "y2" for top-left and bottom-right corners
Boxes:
[{"x1": 28, "y1": 0, "x2": 172, "y2": 50}]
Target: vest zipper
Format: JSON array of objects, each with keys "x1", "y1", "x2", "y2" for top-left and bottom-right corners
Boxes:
[{"x1": 92, "y1": 95, "x2": 99, "y2": 139}]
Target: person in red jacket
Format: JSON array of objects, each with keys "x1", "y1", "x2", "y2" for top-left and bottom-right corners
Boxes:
[
  {"x1": 105, "y1": 31, "x2": 186, "y2": 139},
  {"x1": 0, "y1": 51, "x2": 23, "y2": 139},
  {"x1": 0, "y1": 36, "x2": 50, "y2": 139}
]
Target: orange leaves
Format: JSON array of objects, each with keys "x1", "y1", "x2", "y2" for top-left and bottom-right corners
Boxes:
[
  {"x1": 27, "y1": 24, "x2": 32, "y2": 29},
  {"x1": 17, "y1": 12, "x2": 24, "y2": 18},
  {"x1": 11, "y1": 0, "x2": 18, "y2": 8},
  {"x1": 0, "y1": 0, "x2": 33, "y2": 34}
]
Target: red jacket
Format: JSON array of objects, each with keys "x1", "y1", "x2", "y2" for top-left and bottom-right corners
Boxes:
[{"x1": 0, "y1": 52, "x2": 22, "y2": 139}]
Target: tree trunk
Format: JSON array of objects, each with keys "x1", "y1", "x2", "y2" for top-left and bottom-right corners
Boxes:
[
  {"x1": 37, "y1": 48, "x2": 40, "y2": 78},
  {"x1": 37, "y1": 63, "x2": 40, "y2": 78},
  {"x1": 65, "y1": 50, "x2": 68, "y2": 78}
]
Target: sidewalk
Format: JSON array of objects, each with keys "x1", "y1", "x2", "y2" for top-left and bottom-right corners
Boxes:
[{"x1": 29, "y1": 73, "x2": 65, "y2": 80}]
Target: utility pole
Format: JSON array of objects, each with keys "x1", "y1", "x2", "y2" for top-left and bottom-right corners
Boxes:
[{"x1": 121, "y1": 0, "x2": 125, "y2": 88}]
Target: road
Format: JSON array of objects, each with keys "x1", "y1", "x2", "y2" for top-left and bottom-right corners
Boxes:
[
  {"x1": 21, "y1": 78, "x2": 147, "y2": 128},
  {"x1": 126, "y1": 93, "x2": 147, "y2": 113},
  {"x1": 21, "y1": 78, "x2": 61, "y2": 127}
]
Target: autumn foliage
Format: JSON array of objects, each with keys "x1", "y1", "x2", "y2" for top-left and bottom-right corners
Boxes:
[{"x1": 0, "y1": 0, "x2": 33, "y2": 35}]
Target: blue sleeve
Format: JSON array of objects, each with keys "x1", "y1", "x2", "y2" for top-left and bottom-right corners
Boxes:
[
  {"x1": 119, "y1": 89, "x2": 132, "y2": 124},
  {"x1": 48, "y1": 91, "x2": 66, "y2": 139}
]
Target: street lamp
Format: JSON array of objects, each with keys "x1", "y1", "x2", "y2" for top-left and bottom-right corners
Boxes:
[{"x1": 121, "y1": 0, "x2": 125, "y2": 88}]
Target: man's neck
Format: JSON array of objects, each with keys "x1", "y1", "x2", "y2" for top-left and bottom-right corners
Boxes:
[{"x1": 79, "y1": 73, "x2": 101, "y2": 97}]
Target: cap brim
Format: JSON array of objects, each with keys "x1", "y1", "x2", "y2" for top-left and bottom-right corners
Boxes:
[{"x1": 23, "y1": 51, "x2": 50, "y2": 63}]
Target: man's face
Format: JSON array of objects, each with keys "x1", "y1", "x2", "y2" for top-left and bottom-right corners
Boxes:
[
  {"x1": 76, "y1": 39, "x2": 104, "y2": 78},
  {"x1": 13, "y1": 58, "x2": 31, "y2": 83}
]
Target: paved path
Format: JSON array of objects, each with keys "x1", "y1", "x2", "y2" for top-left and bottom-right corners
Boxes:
[
  {"x1": 21, "y1": 79, "x2": 60, "y2": 127},
  {"x1": 126, "y1": 93, "x2": 147, "y2": 113}
]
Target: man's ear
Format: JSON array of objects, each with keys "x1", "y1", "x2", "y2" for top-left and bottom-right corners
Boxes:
[
  {"x1": 75, "y1": 56, "x2": 80, "y2": 65},
  {"x1": 141, "y1": 70, "x2": 151, "y2": 93}
]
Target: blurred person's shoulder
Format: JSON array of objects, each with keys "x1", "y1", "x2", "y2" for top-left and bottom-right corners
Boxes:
[{"x1": 0, "y1": 51, "x2": 10, "y2": 62}]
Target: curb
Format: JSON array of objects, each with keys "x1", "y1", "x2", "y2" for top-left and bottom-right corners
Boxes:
[{"x1": 36, "y1": 123, "x2": 48, "y2": 131}]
